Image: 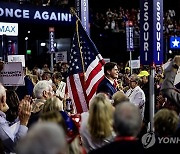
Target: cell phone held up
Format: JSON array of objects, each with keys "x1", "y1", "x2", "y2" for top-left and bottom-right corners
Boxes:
[{"x1": 66, "y1": 98, "x2": 72, "y2": 112}]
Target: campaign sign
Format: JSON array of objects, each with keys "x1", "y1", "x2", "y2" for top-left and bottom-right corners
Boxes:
[
  {"x1": 140, "y1": 0, "x2": 163, "y2": 65},
  {"x1": 0, "y1": 62, "x2": 24, "y2": 86},
  {"x1": 170, "y1": 37, "x2": 180, "y2": 49}
]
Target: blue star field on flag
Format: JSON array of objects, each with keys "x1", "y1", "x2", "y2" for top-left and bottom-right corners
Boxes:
[{"x1": 68, "y1": 20, "x2": 99, "y2": 75}]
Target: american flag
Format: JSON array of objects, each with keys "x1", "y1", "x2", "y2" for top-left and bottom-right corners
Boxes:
[{"x1": 67, "y1": 19, "x2": 105, "y2": 113}]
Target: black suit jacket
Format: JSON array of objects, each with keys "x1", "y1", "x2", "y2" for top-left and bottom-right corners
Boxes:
[
  {"x1": 89, "y1": 139, "x2": 144, "y2": 154},
  {"x1": 161, "y1": 62, "x2": 180, "y2": 108},
  {"x1": 96, "y1": 77, "x2": 117, "y2": 99}
]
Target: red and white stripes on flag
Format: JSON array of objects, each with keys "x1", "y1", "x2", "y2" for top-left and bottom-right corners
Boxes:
[
  {"x1": 66, "y1": 18, "x2": 105, "y2": 113},
  {"x1": 67, "y1": 54, "x2": 104, "y2": 113}
]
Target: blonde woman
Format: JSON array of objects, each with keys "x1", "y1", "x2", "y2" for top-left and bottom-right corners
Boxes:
[
  {"x1": 42, "y1": 96, "x2": 64, "y2": 113},
  {"x1": 41, "y1": 97, "x2": 84, "y2": 154},
  {"x1": 80, "y1": 93, "x2": 115, "y2": 153}
]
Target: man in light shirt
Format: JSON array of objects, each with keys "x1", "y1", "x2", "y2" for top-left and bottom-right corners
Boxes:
[
  {"x1": 52, "y1": 72, "x2": 66, "y2": 101},
  {"x1": 125, "y1": 74, "x2": 146, "y2": 120}
]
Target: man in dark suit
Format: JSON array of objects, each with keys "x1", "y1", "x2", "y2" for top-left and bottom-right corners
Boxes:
[{"x1": 96, "y1": 62, "x2": 119, "y2": 99}]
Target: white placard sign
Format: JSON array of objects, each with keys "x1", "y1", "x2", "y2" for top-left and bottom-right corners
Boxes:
[
  {"x1": 104, "y1": 58, "x2": 110, "y2": 63},
  {"x1": 0, "y1": 22, "x2": 18, "y2": 36},
  {"x1": 0, "y1": 62, "x2": 24, "y2": 86},
  {"x1": 129, "y1": 60, "x2": 140, "y2": 69},
  {"x1": 8, "y1": 55, "x2": 25, "y2": 67},
  {"x1": 55, "y1": 51, "x2": 67, "y2": 63}
]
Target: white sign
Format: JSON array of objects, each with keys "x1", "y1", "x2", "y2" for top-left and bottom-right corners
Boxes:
[
  {"x1": 8, "y1": 55, "x2": 25, "y2": 67},
  {"x1": 0, "y1": 62, "x2": 24, "y2": 86},
  {"x1": 0, "y1": 22, "x2": 18, "y2": 36},
  {"x1": 129, "y1": 60, "x2": 140, "y2": 69},
  {"x1": 104, "y1": 58, "x2": 110, "y2": 63},
  {"x1": 55, "y1": 51, "x2": 67, "y2": 63}
]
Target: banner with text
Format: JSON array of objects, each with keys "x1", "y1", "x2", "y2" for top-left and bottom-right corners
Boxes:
[
  {"x1": 0, "y1": 22, "x2": 18, "y2": 36},
  {"x1": 140, "y1": 0, "x2": 163, "y2": 65},
  {"x1": 49, "y1": 27, "x2": 55, "y2": 53},
  {"x1": 0, "y1": 2, "x2": 74, "y2": 25},
  {"x1": 126, "y1": 21, "x2": 134, "y2": 51},
  {"x1": 76, "y1": 0, "x2": 90, "y2": 35}
]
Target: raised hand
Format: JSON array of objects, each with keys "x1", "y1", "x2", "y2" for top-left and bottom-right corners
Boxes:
[{"x1": 18, "y1": 99, "x2": 32, "y2": 126}]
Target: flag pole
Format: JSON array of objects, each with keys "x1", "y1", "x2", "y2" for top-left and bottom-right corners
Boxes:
[{"x1": 70, "y1": 8, "x2": 86, "y2": 75}]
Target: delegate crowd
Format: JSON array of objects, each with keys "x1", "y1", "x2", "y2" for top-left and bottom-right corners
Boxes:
[{"x1": 0, "y1": 55, "x2": 180, "y2": 154}]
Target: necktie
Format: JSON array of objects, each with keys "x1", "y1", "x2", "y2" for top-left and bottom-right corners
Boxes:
[{"x1": 113, "y1": 80, "x2": 119, "y2": 90}]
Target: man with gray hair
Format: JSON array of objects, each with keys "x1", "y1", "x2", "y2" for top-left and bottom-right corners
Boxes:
[
  {"x1": 89, "y1": 102, "x2": 144, "y2": 154},
  {"x1": 28, "y1": 80, "x2": 54, "y2": 127},
  {"x1": 16, "y1": 122, "x2": 67, "y2": 154},
  {"x1": 33, "y1": 80, "x2": 54, "y2": 101},
  {"x1": 113, "y1": 102, "x2": 142, "y2": 137}
]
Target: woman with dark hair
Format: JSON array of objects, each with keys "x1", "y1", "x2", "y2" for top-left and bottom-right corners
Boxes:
[{"x1": 6, "y1": 90, "x2": 19, "y2": 122}]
